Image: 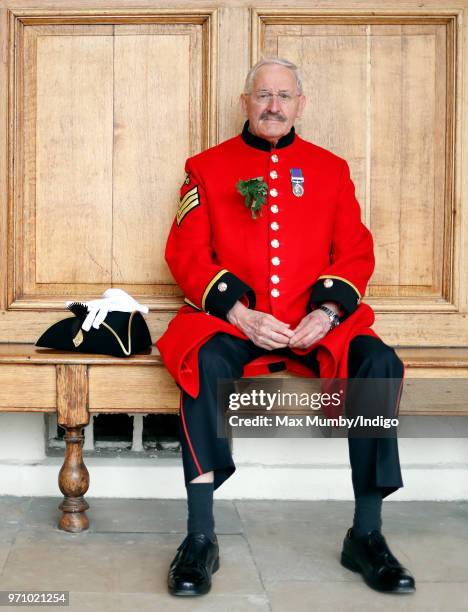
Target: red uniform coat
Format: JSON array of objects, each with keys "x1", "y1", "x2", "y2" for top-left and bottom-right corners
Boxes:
[{"x1": 156, "y1": 121, "x2": 378, "y2": 398}]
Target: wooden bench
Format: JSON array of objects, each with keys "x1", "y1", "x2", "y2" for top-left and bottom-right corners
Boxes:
[{"x1": 1, "y1": 343, "x2": 468, "y2": 532}]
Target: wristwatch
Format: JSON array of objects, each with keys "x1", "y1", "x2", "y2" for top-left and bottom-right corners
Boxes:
[{"x1": 318, "y1": 305, "x2": 341, "y2": 330}]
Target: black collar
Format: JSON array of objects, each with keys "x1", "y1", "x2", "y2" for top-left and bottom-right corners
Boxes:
[{"x1": 241, "y1": 120, "x2": 295, "y2": 151}]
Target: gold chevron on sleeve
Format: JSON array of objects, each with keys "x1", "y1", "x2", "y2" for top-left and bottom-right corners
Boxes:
[{"x1": 177, "y1": 185, "x2": 200, "y2": 225}]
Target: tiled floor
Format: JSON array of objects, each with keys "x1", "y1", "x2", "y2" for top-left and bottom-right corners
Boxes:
[{"x1": 0, "y1": 497, "x2": 467, "y2": 611}]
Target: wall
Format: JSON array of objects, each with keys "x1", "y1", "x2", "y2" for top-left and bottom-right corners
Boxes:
[{"x1": 1, "y1": 413, "x2": 468, "y2": 500}]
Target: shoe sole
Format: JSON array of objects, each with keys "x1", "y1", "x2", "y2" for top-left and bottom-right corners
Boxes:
[
  {"x1": 341, "y1": 552, "x2": 415, "y2": 594},
  {"x1": 168, "y1": 556, "x2": 220, "y2": 597}
]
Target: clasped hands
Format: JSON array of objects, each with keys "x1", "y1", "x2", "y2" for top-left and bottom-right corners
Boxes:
[{"x1": 226, "y1": 301, "x2": 341, "y2": 351}]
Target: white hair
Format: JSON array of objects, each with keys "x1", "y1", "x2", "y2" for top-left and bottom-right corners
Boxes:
[{"x1": 243, "y1": 57, "x2": 304, "y2": 95}]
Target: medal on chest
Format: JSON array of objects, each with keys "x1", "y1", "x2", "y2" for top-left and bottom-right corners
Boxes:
[{"x1": 290, "y1": 168, "x2": 304, "y2": 197}]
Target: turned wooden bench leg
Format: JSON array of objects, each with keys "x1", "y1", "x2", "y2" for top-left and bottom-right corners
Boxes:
[
  {"x1": 56, "y1": 364, "x2": 90, "y2": 533},
  {"x1": 58, "y1": 426, "x2": 90, "y2": 532}
]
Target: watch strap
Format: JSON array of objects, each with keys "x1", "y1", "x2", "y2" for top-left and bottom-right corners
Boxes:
[{"x1": 318, "y1": 305, "x2": 341, "y2": 329}]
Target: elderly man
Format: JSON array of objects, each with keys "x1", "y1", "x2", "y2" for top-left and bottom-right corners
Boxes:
[{"x1": 156, "y1": 57, "x2": 415, "y2": 596}]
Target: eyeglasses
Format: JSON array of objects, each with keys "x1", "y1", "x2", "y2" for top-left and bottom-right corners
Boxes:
[{"x1": 246, "y1": 91, "x2": 301, "y2": 105}]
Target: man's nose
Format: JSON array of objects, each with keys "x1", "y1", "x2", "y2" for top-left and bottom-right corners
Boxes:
[{"x1": 266, "y1": 94, "x2": 281, "y2": 113}]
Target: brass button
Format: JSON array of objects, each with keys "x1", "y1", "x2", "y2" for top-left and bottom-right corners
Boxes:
[
  {"x1": 323, "y1": 278, "x2": 334, "y2": 288},
  {"x1": 271, "y1": 288, "x2": 280, "y2": 297},
  {"x1": 272, "y1": 256, "x2": 280, "y2": 266},
  {"x1": 270, "y1": 188, "x2": 278, "y2": 197},
  {"x1": 270, "y1": 205, "x2": 279, "y2": 214},
  {"x1": 271, "y1": 154, "x2": 279, "y2": 163},
  {"x1": 270, "y1": 170, "x2": 278, "y2": 179},
  {"x1": 270, "y1": 222, "x2": 279, "y2": 231},
  {"x1": 271, "y1": 239, "x2": 279, "y2": 248},
  {"x1": 271, "y1": 275, "x2": 280, "y2": 284},
  {"x1": 217, "y1": 282, "x2": 228, "y2": 292}
]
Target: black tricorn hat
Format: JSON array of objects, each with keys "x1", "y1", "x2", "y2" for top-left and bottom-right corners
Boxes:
[{"x1": 35, "y1": 302, "x2": 152, "y2": 357}]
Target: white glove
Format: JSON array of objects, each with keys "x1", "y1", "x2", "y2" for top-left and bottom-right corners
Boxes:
[
  {"x1": 102, "y1": 288, "x2": 149, "y2": 312},
  {"x1": 65, "y1": 289, "x2": 149, "y2": 332}
]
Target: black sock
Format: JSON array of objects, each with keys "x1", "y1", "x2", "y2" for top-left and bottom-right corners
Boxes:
[
  {"x1": 352, "y1": 489, "x2": 383, "y2": 537},
  {"x1": 186, "y1": 481, "x2": 215, "y2": 539}
]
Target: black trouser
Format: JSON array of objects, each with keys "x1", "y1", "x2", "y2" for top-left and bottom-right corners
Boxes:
[{"x1": 178, "y1": 333, "x2": 404, "y2": 498}]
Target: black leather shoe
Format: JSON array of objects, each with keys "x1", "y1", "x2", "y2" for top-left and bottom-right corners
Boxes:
[
  {"x1": 341, "y1": 528, "x2": 415, "y2": 593},
  {"x1": 168, "y1": 532, "x2": 220, "y2": 596}
]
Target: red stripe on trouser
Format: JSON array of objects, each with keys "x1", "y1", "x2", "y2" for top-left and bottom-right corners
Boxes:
[
  {"x1": 393, "y1": 362, "x2": 406, "y2": 417},
  {"x1": 179, "y1": 391, "x2": 203, "y2": 476}
]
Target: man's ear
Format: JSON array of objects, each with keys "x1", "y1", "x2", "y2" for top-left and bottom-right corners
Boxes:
[
  {"x1": 240, "y1": 93, "x2": 248, "y2": 117},
  {"x1": 297, "y1": 94, "x2": 306, "y2": 119}
]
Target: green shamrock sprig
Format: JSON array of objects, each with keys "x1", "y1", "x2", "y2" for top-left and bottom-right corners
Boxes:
[{"x1": 236, "y1": 176, "x2": 268, "y2": 219}]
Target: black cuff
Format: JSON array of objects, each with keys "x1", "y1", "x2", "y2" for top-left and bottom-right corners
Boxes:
[
  {"x1": 307, "y1": 276, "x2": 360, "y2": 320},
  {"x1": 203, "y1": 271, "x2": 256, "y2": 320}
]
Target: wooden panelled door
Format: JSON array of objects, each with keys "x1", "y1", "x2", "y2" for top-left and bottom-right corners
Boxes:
[{"x1": 1, "y1": 2, "x2": 467, "y2": 348}]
